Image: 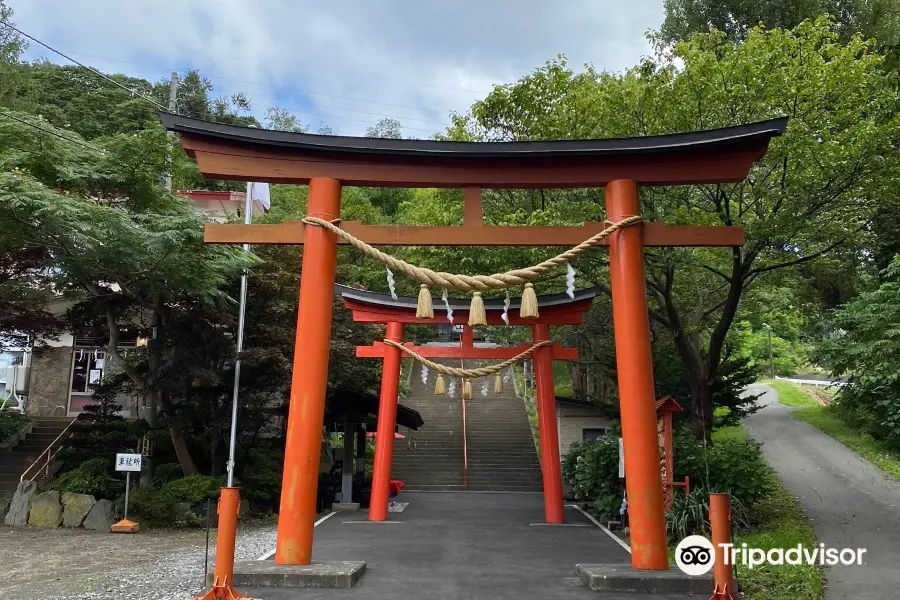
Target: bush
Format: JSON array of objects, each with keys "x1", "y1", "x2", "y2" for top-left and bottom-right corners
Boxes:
[
  {"x1": 562, "y1": 430, "x2": 774, "y2": 520},
  {"x1": 54, "y1": 457, "x2": 124, "y2": 500},
  {"x1": 673, "y1": 432, "x2": 774, "y2": 507},
  {"x1": 162, "y1": 474, "x2": 222, "y2": 506},
  {"x1": 561, "y1": 436, "x2": 623, "y2": 518},
  {"x1": 128, "y1": 486, "x2": 175, "y2": 524},
  {"x1": 666, "y1": 488, "x2": 749, "y2": 543},
  {"x1": 0, "y1": 410, "x2": 29, "y2": 446},
  {"x1": 152, "y1": 463, "x2": 184, "y2": 487}
]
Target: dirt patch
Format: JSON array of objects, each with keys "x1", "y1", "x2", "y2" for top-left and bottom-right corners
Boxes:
[
  {"x1": 0, "y1": 526, "x2": 218, "y2": 599},
  {"x1": 803, "y1": 388, "x2": 832, "y2": 405}
]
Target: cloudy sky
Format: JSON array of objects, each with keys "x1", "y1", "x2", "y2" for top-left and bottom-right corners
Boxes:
[{"x1": 9, "y1": 0, "x2": 665, "y2": 136}]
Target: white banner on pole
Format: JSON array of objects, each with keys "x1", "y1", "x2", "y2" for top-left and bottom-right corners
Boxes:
[
  {"x1": 248, "y1": 181, "x2": 270, "y2": 212},
  {"x1": 618, "y1": 437, "x2": 625, "y2": 479}
]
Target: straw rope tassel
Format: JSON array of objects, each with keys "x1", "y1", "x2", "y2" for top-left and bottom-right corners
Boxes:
[
  {"x1": 468, "y1": 292, "x2": 486, "y2": 326},
  {"x1": 494, "y1": 372, "x2": 503, "y2": 394},
  {"x1": 462, "y1": 378, "x2": 473, "y2": 400},
  {"x1": 520, "y1": 283, "x2": 539, "y2": 318},
  {"x1": 416, "y1": 284, "x2": 434, "y2": 319},
  {"x1": 434, "y1": 373, "x2": 446, "y2": 395}
]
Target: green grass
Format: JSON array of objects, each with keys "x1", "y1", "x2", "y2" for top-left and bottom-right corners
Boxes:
[
  {"x1": 760, "y1": 380, "x2": 820, "y2": 408},
  {"x1": 734, "y1": 474, "x2": 824, "y2": 600},
  {"x1": 793, "y1": 405, "x2": 900, "y2": 481}
]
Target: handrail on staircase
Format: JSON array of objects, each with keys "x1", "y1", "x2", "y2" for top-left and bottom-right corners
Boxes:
[
  {"x1": 19, "y1": 417, "x2": 78, "y2": 483},
  {"x1": 460, "y1": 359, "x2": 469, "y2": 491}
]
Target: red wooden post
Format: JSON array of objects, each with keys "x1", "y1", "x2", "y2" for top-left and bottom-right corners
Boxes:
[
  {"x1": 275, "y1": 177, "x2": 341, "y2": 565},
  {"x1": 532, "y1": 323, "x2": 565, "y2": 524},
  {"x1": 606, "y1": 179, "x2": 668, "y2": 569},
  {"x1": 369, "y1": 321, "x2": 404, "y2": 521},
  {"x1": 663, "y1": 411, "x2": 674, "y2": 508}
]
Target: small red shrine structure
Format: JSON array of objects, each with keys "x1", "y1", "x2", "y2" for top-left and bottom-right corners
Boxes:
[
  {"x1": 336, "y1": 284, "x2": 599, "y2": 523},
  {"x1": 161, "y1": 112, "x2": 785, "y2": 572},
  {"x1": 656, "y1": 395, "x2": 688, "y2": 509}
]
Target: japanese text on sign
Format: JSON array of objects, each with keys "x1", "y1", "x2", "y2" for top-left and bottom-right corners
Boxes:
[{"x1": 115, "y1": 453, "x2": 142, "y2": 472}]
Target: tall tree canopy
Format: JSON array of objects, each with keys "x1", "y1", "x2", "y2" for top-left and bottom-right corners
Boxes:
[
  {"x1": 661, "y1": 0, "x2": 900, "y2": 44},
  {"x1": 441, "y1": 18, "x2": 900, "y2": 439}
]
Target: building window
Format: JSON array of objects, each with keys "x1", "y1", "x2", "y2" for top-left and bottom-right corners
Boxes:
[
  {"x1": 582, "y1": 427, "x2": 608, "y2": 441},
  {"x1": 71, "y1": 348, "x2": 105, "y2": 395}
]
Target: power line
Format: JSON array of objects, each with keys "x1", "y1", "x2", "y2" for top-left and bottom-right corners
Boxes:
[
  {"x1": 14, "y1": 19, "x2": 493, "y2": 95},
  {"x1": 39, "y1": 49, "x2": 457, "y2": 130},
  {"x1": 0, "y1": 20, "x2": 168, "y2": 112},
  {"x1": 0, "y1": 110, "x2": 106, "y2": 155}
]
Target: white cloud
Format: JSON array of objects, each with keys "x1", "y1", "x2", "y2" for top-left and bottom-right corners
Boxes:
[{"x1": 10, "y1": 0, "x2": 664, "y2": 136}]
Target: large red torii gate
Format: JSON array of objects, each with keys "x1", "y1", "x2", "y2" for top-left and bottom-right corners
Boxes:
[
  {"x1": 160, "y1": 112, "x2": 785, "y2": 572},
  {"x1": 336, "y1": 283, "x2": 598, "y2": 524}
]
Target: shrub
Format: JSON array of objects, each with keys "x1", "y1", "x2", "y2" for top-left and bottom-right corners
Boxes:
[
  {"x1": 673, "y1": 432, "x2": 774, "y2": 507},
  {"x1": 54, "y1": 457, "x2": 124, "y2": 500},
  {"x1": 561, "y1": 436, "x2": 623, "y2": 518},
  {"x1": 129, "y1": 486, "x2": 175, "y2": 524},
  {"x1": 152, "y1": 463, "x2": 185, "y2": 487},
  {"x1": 162, "y1": 475, "x2": 222, "y2": 506},
  {"x1": 562, "y1": 430, "x2": 774, "y2": 520},
  {"x1": 666, "y1": 488, "x2": 749, "y2": 543},
  {"x1": 238, "y1": 448, "x2": 283, "y2": 512},
  {"x1": 0, "y1": 410, "x2": 29, "y2": 446}
]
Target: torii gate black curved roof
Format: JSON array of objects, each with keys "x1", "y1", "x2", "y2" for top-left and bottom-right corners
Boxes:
[
  {"x1": 334, "y1": 284, "x2": 601, "y2": 312},
  {"x1": 160, "y1": 113, "x2": 786, "y2": 160},
  {"x1": 159, "y1": 113, "x2": 787, "y2": 187}
]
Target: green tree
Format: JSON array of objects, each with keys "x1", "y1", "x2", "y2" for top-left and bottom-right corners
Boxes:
[
  {"x1": 816, "y1": 257, "x2": 900, "y2": 447},
  {"x1": 660, "y1": 0, "x2": 900, "y2": 44},
  {"x1": 0, "y1": 112, "x2": 250, "y2": 473},
  {"x1": 441, "y1": 19, "x2": 900, "y2": 439}
]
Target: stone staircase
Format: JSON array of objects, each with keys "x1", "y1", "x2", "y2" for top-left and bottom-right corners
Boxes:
[
  {"x1": 0, "y1": 416, "x2": 74, "y2": 501},
  {"x1": 393, "y1": 359, "x2": 542, "y2": 493}
]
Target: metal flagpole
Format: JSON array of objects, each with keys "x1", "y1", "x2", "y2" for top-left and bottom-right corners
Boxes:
[{"x1": 225, "y1": 183, "x2": 253, "y2": 487}]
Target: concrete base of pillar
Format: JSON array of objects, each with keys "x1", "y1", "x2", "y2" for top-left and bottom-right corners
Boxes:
[
  {"x1": 575, "y1": 564, "x2": 714, "y2": 595},
  {"x1": 231, "y1": 560, "x2": 366, "y2": 588},
  {"x1": 332, "y1": 502, "x2": 360, "y2": 512}
]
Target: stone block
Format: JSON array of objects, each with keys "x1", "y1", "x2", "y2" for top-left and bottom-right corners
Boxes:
[
  {"x1": 62, "y1": 493, "x2": 96, "y2": 527},
  {"x1": 29, "y1": 490, "x2": 62, "y2": 528},
  {"x1": 5, "y1": 480, "x2": 37, "y2": 526},
  {"x1": 332, "y1": 502, "x2": 360, "y2": 512},
  {"x1": 83, "y1": 498, "x2": 116, "y2": 531},
  {"x1": 230, "y1": 560, "x2": 366, "y2": 588},
  {"x1": 575, "y1": 564, "x2": 713, "y2": 595}
]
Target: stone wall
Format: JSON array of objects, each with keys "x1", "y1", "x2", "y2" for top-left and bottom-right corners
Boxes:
[{"x1": 26, "y1": 346, "x2": 72, "y2": 417}]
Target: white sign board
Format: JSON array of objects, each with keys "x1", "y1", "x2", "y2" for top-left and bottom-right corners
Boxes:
[
  {"x1": 618, "y1": 437, "x2": 625, "y2": 478},
  {"x1": 115, "y1": 453, "x2": 142, "y2": 472}
]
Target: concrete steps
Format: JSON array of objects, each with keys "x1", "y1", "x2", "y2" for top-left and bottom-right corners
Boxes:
[
  {"x1": 391, "y1": 359, "x2": 542, "y2": 492},
  {"x1": 0, "y1": 417, "x2": 74, "y2": 499}
]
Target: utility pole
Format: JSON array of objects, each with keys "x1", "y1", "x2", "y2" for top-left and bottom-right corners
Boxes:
[
  {"x1": 162, "y1": 72, "x2": 179, "y2": 191},
  {"x1": 142, "y1": 72, "x2": 178, "y2": 486}
]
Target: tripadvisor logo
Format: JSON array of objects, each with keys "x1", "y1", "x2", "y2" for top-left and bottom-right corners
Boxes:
[{"x1": 675, "y1": 535, "x2": 868, "y2": 575}]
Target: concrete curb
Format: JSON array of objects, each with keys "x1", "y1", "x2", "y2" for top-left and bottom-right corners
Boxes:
[
  {"x1": 575, "y1": 564, "x2": 713, "y2": 595},
  {"x1": 231, "y1": 560, "x2": 366, "y2": 588}
]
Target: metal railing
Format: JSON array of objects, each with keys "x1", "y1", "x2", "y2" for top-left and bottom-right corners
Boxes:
[
  {"x1": 19, "y1": 417, "x2": 78, "y2": 483},
  {"x1": 460, "y1": 359, "x2": 469, "y2": 491}
]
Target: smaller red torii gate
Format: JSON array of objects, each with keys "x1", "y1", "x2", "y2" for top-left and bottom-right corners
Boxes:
[{"x1": 338, "y1": 284, "x2": 598, "y2": 523}]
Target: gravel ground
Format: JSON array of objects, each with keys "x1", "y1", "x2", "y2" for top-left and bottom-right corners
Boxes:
[{"x1": 0, "y1": 521, "x2": 277, "y2": 600}]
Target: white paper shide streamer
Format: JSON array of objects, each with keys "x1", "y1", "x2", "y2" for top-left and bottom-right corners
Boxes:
[
  {"x1": 481, "y1": 381, "x2": 488, "y2": 396},
  {"x1": 442, "y1": 288, "x2": 454, "y2": 324},
  {"x1": 565, "y1": 262, "x2": 576, "y2": 299},
  {"x1": 448, "y1": 379, "x2": 457, "y2": 397},
  {"x1": 386, "y1": 267, "x2": 398, "y2": 300},
  {"x1": 421, "y1": 365, "x2": 429, "y2": 385},
  {"x1": 501, "y1": 289, "x2": 510, "y2": 326}
]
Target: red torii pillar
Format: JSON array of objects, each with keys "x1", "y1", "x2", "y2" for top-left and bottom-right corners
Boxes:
[{"x1": 342, "y1": 287, "x2": 590, "y2": 524}]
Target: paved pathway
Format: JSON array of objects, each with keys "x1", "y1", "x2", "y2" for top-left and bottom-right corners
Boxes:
[
  {"x1": 744, "y1": 384, "x2": 900, "y2": 599},
  {"x1": 245, "y1": 492, "x2": 688, "y2": 600}
]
